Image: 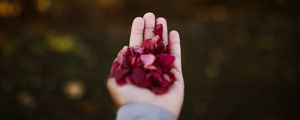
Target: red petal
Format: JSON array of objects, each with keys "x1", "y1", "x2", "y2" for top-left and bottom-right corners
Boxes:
[
  {"x1": 142, "y1": 39, "x2": 153, "y2": 51},
  {"x1": 111, "y1": 63, "x2": 129, "y2": 86},
  {"x1": 151, "y1": 85, "x2": 168, "y2": 94},
  {"x1": 129, "y1": 68, "x2": 151, "y2": 88},
  {"x1": 158, "y1": 53, "x2": 175, "y2": 67},
  {"x1": 166, "y1": 44, "x2": 171, "y2": 53},
  {"x1": 154, "y1": 24, "x2": 163, "y2": 43}
]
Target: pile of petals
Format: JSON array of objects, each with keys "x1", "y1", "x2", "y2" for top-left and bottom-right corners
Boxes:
[{"x1": 110, "y1": 24, "x2": 176, "y2": 94}]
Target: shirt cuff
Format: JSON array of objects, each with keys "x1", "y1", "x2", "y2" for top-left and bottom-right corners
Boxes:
[{"x1": 116, "y1": 103, "x2": 176, "y2": 120}]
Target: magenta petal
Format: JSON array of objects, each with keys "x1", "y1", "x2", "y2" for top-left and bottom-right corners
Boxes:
[
  {"x1": 158, "y1": 53, "x2": 175, "y2": 67},
  {"x1": 147, "y1": 70, "x2": 163, "y2": 82},
  {"x1": 140, "y1": 54, "x2": 155, "y2": 66},
  {"x1": 142, "y1": 39, "x2": 153, "y2": 51},
  {"x1": 151, "y1": 85, "x2": 168, "y2": 94},
  {"x1": 116, "y1": 76, "x2": 126, "y2": 85},
  {"x1": 166, "y1": 44, "x2": 171, "y2": 53},
  {"x1": 129, "y1": 68, "x2": 151, "y2": 88},
  {"x1": 111, "y1": 63, "x2": 129, "y2": 86},
  {"x1": 154, "y1": 24, "x2": 163, "y2": 41},
  {"x1": 111, "y1": 61, "x2": 119, "y2": 72}
]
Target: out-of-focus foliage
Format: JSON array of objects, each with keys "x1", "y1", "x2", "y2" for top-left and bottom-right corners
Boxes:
[{"x1": 0, "y1": 0, "x2": 299, "y2": 120}]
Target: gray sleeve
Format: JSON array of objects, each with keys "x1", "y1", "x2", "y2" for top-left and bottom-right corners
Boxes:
[{"x1": 116, "y1": 103, "x2": 176, "y2": 120}]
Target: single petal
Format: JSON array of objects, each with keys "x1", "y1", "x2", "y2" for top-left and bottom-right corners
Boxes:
[
  {"x1": 166, "y1": 44, "x2": 171, "y2": 53},
  {"x1": 151, "y1": 85, "x2": 168, "y2": 94},
  {"x1": 158, "y1": 53, "x2": 175, "y2": 67},
  {"x1": 111, "y1": 61, "x2": 120, "y2": 72},
  {"x1": 129, "y1": 68, "x2": 151, "y2": 88},
  {"x1": 153, "y1": 24, "x2": 163, "y2": 42},
  {"x1": 112, "y1": 66, "x2": 130, "y2": 86},
  {"x1": 163, "y1": 72, "x2": 176, "y2": 83},
  {"x1": 140, "y1": 54, "x2": 155, "y2": 66},
  {"x1": 142, "y1": 39, "x2": 153, "y2": 51}
]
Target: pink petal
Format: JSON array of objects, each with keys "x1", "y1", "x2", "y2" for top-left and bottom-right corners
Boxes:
[
  {"x1": 115, "y1": 46, "x2": 128, "y2": 64},
  {"x1": 132, "y1": 47, "x2": 144, "y2": 54},
  {"x1": 140, "y1": 54, "x2": 155, "y2": 66}
]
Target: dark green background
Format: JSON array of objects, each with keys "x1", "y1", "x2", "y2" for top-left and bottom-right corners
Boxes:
[{"x1": 0, "y1": 0, "x2": 299, "y2": 120}]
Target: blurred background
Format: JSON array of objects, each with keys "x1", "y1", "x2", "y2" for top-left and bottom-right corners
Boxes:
[{"x1": 0, "y1": 0, "x2": 299, "y2": 120}]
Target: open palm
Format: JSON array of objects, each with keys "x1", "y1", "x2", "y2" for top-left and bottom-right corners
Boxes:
[{"x1": 107, "y1": 12, "x2": 184, "y2": 118}]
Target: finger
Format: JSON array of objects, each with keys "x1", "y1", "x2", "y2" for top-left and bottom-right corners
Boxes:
[
  {"x1": 129, "y1": 17, "x2": 144, "y2": 47},
  {"x1": 143, "y1": 12, "x2": 156, "y2": 40},
  {"x1": 156, "y1": 17, "x2": 168, "y2": 44},
  {"x1": 169, "y1": 30, "x2": 182, "y2": 72}
]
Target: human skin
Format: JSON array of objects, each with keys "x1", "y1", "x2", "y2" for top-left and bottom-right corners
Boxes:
[{"x1": 107, "y1": 12, "x2": 184, "y2": 118}]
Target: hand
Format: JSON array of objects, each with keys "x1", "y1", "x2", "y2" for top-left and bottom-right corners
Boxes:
[{"x1": 107, "y1": 12, "x2": 184, "y2": 118}]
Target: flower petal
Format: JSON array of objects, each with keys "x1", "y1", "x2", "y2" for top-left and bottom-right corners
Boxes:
[
  {"x1": 129, "y1": 68, "x2": 151, "y2": 88},
  {"x1": 140, "y1": 54, "x2": 155, "y2": 66}
]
